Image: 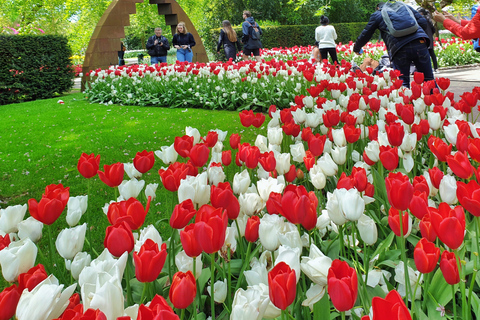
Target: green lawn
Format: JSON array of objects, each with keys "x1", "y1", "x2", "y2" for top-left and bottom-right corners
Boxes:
[{"x1": 0, "y1": 92, "x2": 265, "y2": 288}]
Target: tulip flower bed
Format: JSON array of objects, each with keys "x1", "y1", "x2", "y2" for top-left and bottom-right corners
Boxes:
[
  {"x1": 84, "y1": 40, "x2": 480, "y2": 112},
  {"x1": 3, "y1": 56, "x2": 480, "y2": 320}
]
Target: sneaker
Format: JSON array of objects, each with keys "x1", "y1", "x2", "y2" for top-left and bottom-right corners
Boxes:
[{"x1": 434, "y1": 69, "x2": 439, "y2": 74}]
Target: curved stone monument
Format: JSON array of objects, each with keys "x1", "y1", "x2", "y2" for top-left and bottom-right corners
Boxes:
[{"x1": 81, "y1": 0, "x2": 208, "y2": 90}]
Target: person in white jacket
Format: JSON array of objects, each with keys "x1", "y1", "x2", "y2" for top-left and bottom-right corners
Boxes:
[{"x1": 314, "y1": 15, "x2": 338, "y2": 65}]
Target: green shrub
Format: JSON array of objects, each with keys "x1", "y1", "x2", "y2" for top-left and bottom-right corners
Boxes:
[
  {"x1": 0, "y1": 35, "x2": 75, "y2": 105},
  {"x1": 206, "y1": 22, "x2": 374, "y2": 61}
]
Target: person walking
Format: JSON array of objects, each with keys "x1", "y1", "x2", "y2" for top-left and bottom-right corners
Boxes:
[
  {"x1": 217, "y1": 20, "x2": 242, "y2": 61},
  {"x1": 353, "y1": 2, "x2": 435, "y2": 88},
  {"x1": 418, "y1": 7, "x2": 439, "y2": 73},
  {"x1": 146, "y1": 28, "x2": 170, "y2": 65},
  {"x1": 172, "y1": 22, "x2": 196, "y2": 62},
  {"x1": 241, "y1": 10, "x2": 262, "y2": 62},
  {"x1": 315, "y1": 15, "x2": 339, "y2": 65}
]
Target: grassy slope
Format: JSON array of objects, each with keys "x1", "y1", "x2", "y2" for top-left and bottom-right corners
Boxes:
[{"x1": 0, "y1": 92, "x2": 266, "y2": 287}]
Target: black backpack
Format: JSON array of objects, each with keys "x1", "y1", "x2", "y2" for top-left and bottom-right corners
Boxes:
[{"x1": 248, "y1": 22, "x2": 261, "y2": 40}]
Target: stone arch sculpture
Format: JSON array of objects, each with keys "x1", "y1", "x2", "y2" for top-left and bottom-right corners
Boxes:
[{"x1": 81, "y1": 0, "x2": 209, "y2": 90}]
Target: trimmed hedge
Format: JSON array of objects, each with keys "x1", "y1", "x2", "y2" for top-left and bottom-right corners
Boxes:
[
  {"x1": 207, "y1": 22, "x2": 377, "y2": 61},
  {"x1": 0, "y1": 35, "x2": 75, "y2": 105}
]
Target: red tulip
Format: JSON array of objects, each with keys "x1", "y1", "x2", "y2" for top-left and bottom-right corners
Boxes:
[
  {"x1": 170, "y1": 199, "x2": 196, "y2": 229},
  {"x1": 428, "y1": 136, "x2": 452, "y2": 162},
  {"x1": 180, "y1": 224, "x2": 203, "y2": 258},
  {"x1": 221, "y1": 150, "x2": 232, "y2": 166},
  {"x1": 327, "y1": 259, "x2": 358, "y2": 312},
  {"x1": 0, "y1": 235, "x2": 10, "y2": 251},
  {"x1": 413, "y1": 72, "x2": 424, "y2": 84},
  {"x1": 0, "y1": 284, "x2": 21, "y2": 320},
  {"x1": 194, "y1": 205, "x2": 228, "y2": 254},
  {"x1": 104, "y1": 221, "x2": 135, "y2": 257},
  {"x1": 138, "y1": 294, "x2": 179, "y2": 320},
  {"x1": 419, "y1": 213, "x2": 437, "y2": 242},
  {"x1": 189, "y1": 143, "x2": 210, "y2": 168},
  {"x1": 268, "y1": 262, "x2": 297, "y2": 310},
  {"x1": 203, "y1": 131, "x2": 218, "y2": 148},
  {"x1": 268, "y1": 105, "x2": 277, "y2": 117},
  {"x1": 133, "y1": 150, "x2": 155, "y2": 173},
  {"x1": 266, "y1": 192, "x2": 282, "y2": 215},
  {"x1": 351, "y1": 167, "x2": 368, "y2": 192},
  {"x1": 323, "y1": 109, "x2": 340, "y2": 128},
  {"x1": 107, "y1": 197, "x2": 151, "y2": 230},
  {"x1": 440, "y1": 251, "x2": 460, "y2": 285},
  {"x1": 133, "y1": 239, "x2": 167, "y2": 283},
  {"x1": 77, "y1": 153, "x2": 100, "y2": 179},
  {"x1": 28, "y1": 183, "x2": 70, "y2": 225},
  {"x1": 343, "y1": 124, "x2": 361, "y2": 143},
  {"x1": 282, "y1": 120, "x2": 301, "y2": 137},
  {"x1": 159, "y1": 162, "x2": 192, "y2": 192},
  {"x1": 467, "y1": 138, "x2": 480, "y2": 162},
  {"x1": 259, "y1": 151, "x2": 276, "y2": 172},
  {"x1": 429, "y1": 203, "x2": 465, "y2": 250},
  {"x1": 368, "y1": 124, "x2": 379, "y2": 141},
  {"x1": 243, "y1": 146, "x2": 261, "y2": 169},
  {"x1": 385, "y1": 172, "x2": 413, "y2": 211},
  {"x1": 457, "y1": 180, "x2": 480, "y2": 217},
  {"x1": 385, "y1": 122, "x2": 405, "y2": 147},
  {"x1": 98, "y1": 163, "x2": 124, "y2": 188},
  {"x1": 18, "y1": 264, "x2": 48, "y2": 292},
  {"x1": 302, "y1": 127, "x2": 314, "y2": 142},
  {"x1": 379, "y1": 146, "x2": 399, "y2": 171},
  {"x1": 239, "y1": 110, "x2": 255, "y2": 127},
  {"x1": 210, "y1": 182, "x2": 240, "y2": 220},
  {"x1": 412, "y1": 176, "x2": 430, "y2": 195},
  {"x1": 275, "y1": 184, "x2": 317, "y2": 230},
  {"x1": 414, "y1": 238, "x2": 440, "y2": 274},
  {"x1": 252, "y1": 112, "x2": 266, "y2": 128},
  {"x1": 428, "y1": 167, "x2": 444, "y2": 190},
  {"x1": 308, "y1": 133, "x2": 327, "y2": 157},
  {"x1": 388, "y1": 207, "x2": 410, "y2": 237},
  {"x1": 63, "y1": 293, "x2": 81, "y2": 313},
  {"x1": 229, "y1": 133, "x2": 241, "y2": 149},
  {"x1": 55, "y1": 304, "x2": 107, "y2": 320},
  {"x1": 371, "y1": 290, "x2": 411, "y2": 320},
  {"x1": 436, "y1": 77, "x2": 450, "y2": 91},
  {"x1": 408, "y1": 190, "x2": 429, "y2": 220},
  {"x1": 174, "y1": 135, "x2": 194, "y2": 158},
  {"x1": 446, "y1": 151, "x2": 473, "y2": 179},
  {"x1": 303, "y1": 151, "x2": 316, "y2": 171},
  {"x1": 169, "y1": 271, "x2": 196, "y2": 309},
  {"x1": 284, "y1": 164, "x2": 297, "y2": 183},
  {"x1": 245, "y1": 216, "x2": 260, "y2": 242}
]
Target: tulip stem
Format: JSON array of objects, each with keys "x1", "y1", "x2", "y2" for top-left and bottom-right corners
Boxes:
[
  {"x1": 193, "y1": 257, "x2": 199, "y2": 320},
  {"x1": 341, "y1": 311, "x2": 346, "y2": 320},
  {"x1": 467, "y1": 217, "x2": 480, "y2": 315},
  {"x1": 180, "y1": 308, "x2": 185, "y2": 320},
  {"x1": 234, "y1": 219, "x2": 245, "y2": 260},
  {"x1": 421, "y1": 272, "x2": 432, "y2": 311},
  {"x1": 47, "y1": 224, "x2": 56, "y2": 277},
  {"x1": 234, "y1": 242, "x2": 256, "y2": 292},
  {"x1": 453, "y1": 249, "x2": 467, "y2": 320},
  {"x1": 210, "y1": 252, "x2": 216, "y2": 320},
  {"x1": 397, "y1": 212, "x2": 412, "y2": 306},
  {"x1": 125, "y1": 255, "x2": 134, "y2": 306},
  {"x1": 169, "y1": 229, "x2": 178, "y2": 285},
  {"x1": 452, "y1": 284, "x2": 457, "y2": 320},
  {"x1": 87, "y1": 179, "x2": 93, "y2": 254},
  {"x1": 140, "y1": 282, "x2": 148, "y2": 304}
]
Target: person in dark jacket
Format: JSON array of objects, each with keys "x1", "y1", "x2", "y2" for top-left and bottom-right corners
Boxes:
[
  {"x1": 172, "y1": 21, "x2": 196, "y2": 62},
  {"x1": 353, "y1": 2, "x2": 435, "y2": 88},
  {"x1": 146, "y1": 28, "x2": 170, "y2": 65},
  {"x1": 418, "y1": 7, "x2": 439, "y2": 72},
  {"x1": 217, "y1": 20, "x2": 242, "y2": 61},
  {"x1": 241, "y1": 10, "x2": 263, "y2": 62}
]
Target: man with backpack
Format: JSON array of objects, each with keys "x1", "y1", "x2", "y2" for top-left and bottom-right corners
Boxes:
[
  {"x1": 353, "y1": 1, "x2": 435, "y2": 88},
  {"x1": 241, "y1": 10, "x2": 263, "y2": 62}
]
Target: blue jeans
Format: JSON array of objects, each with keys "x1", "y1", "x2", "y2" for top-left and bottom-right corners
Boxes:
[
  {"x1": 177, "y1": 48, "x2": 193, "y2": 62},
  {"x1": 151, "y1": 56, "x2": 167, "y2": 65},
  {"x1": 392, "y1": 39, "x2": 434, "y2": 88}
]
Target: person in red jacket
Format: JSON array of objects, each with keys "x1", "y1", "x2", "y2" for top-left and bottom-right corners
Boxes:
[{"x1": 432, "y1": 4, "x2": 480, "y2": 40}]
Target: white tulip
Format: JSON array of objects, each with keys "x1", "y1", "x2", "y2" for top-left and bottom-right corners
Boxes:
[
  {"x1": 16, "y1": 275, "x2": 76, "y2": 320},
  {"x1": 439, "y1": 174, "x2": 458, "y2": 205},
  {"x1": 0, "y1": 238, "x2": 37, "y2": 282},
  {"x1": 290, "y1": 142, "x2": 306, "y2": 163},
  {"x1": 134, "y1": 224, "x2": 163, "y2": 253},
  {"x1": 154, "y1": 144, "x2": 178, "y2": 165},
  {"x1": 185, "y1": 126, "x2": 201, "y2": 144},
  {"x1": 305, "y1": 112, "x2": 322, "y2": 128},
  {"x1": 70, "y1": 252, "x2": 92, "y2": 280},
  {"x1": 259, "y1": 214, "x2": 284, "y2": 251},
  {"x1": 245, "y1": 255, "x2": 269, "y2": 286},
  {"x1": 207, "y1": 165, "x2": 225, "y2": 186},
  {"x1": 257, "y1": 176, "x2": 285, "y2": 204},
  {"x1": 207, "y1": 279, "x2": 228, "y2": 303},
  {"x1": 427, "y1": 111, "x2": 442, "y2": 131},
  {"x1": 255, "y1": 135, "x2": 269, "y2": 153},
  {"x1": 145, "y1": 183, "x2": 158, "y2": 200},
  {"x1": 331, "y1": 145, "x2": 347, "y2": 165},
  {"x1": 317, "y1": 153, "x2": 338, "y2": 176},
  {"x1": 275, "y1": 245, "x2": 301, "y2": 283},
  {"x1": 275, "y1": 152, "x2": 291, "y2": 175},
  {"x1": 66, "y1": 195, "x2": 88, "y2": 227},
  {"x1": 123, "y1": 163, "x2": 142, "y2": 179},
  {"x1": 230, "y1": 284, "x2": 271, "y2": 320},
  {"x1": 17, "y1": 216, "x2": 43, "y2": 242},
  {"x1": 357, "y1": 214, "x2": 378, "y2": 245},
  {"x1": 0, "y1": 203, "x2": 27, "y2": 233},
  {"x1": 292, "y1": 108, "x2": 307, "y2": 124},
  {"x1": 239, "y1": 192, "x2": 262, "y2": 216},
  {"x1": 175, "y1": 250, "x2": 202, "y2": 279},
  {"x1": 233, "y1": 169, "x2": 251, "y2": 195},
  {"x1": 267, "y1": 127, "x2": 283, "y2": 145},
  {"x1": 302, "y1": 284, "x2": 327, "y2": 310},
  {"x1": 55, "y1": 223, "x2": 87, "y2": 260},
  {"x1": 118, "y1": 178, "x2": 145, "y2": 200},
  {"x1": 300, "y1": 243, "x2": 332, "y2": 285},
  {"x1": 332, "y1": 128, "x2": 346, "y2": 147}
]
